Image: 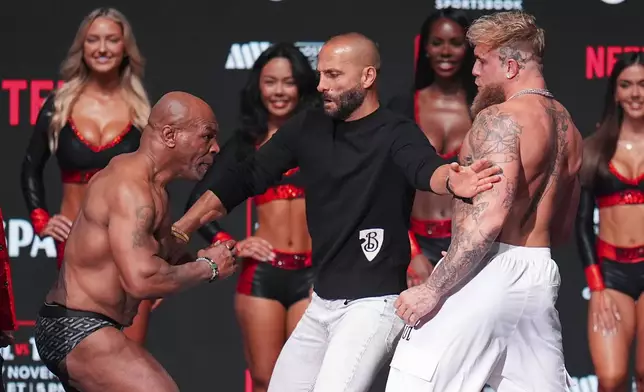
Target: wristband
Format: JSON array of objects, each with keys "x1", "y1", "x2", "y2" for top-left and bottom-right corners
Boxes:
[
  {"x1": 445, "y1": 176, "x2": 473, "y2": 204},
  {"x1": 445, "y1": 176, "x2": 456, "y2": 197},
  {"x1": 213, "y1": 231, "x2": 234, "y2": 244},
  {"x1": 197, "y1": 256, "x2": 219, "y2": 283},
  {"x1": 171, "y1": 225, "x2": 190, "y2": 244},
  {"x1": 31, "y1": 208, "x2": 50, "y2": 235},
  {"x1": 408, "y1": 231, "x2": 421, "y2": 259},
  {"x1": 584, "y1": 265, "x2": 605, "y2": 291}
]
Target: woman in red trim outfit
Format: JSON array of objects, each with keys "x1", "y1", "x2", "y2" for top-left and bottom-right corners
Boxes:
[
  {"x1": 388, "y1": 8, "x2": 477, "y2": 280},
  {"x1": 576, "y1": 52, "x2": 644, "y2": 392},
  {"x1": 186, "y1": 42, "x2": 319, "y2": 392},
  {"x1": 20, "y1": 8, "x2": 154, "y2": 345},
  {"x1": 0, "y1": 208, "x2": 17, "y2": 392}
]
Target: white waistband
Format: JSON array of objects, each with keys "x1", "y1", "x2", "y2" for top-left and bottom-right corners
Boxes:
[{"x1": 488, "y1": 242, "x2": 551, "y2": 259}]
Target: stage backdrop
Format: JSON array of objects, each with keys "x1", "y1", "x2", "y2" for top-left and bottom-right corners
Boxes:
[{"x1": 1, "y1": 0, "x2": 643, "y2": 390}]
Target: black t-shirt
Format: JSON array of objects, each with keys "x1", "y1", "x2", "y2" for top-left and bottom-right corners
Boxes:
[{"x1": 209, "y1": 106, "x2": 445, "y2": 299}]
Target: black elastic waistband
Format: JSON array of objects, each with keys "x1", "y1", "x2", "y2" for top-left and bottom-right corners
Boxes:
[{"x1": 39, "y1": 302, "x2": 123, "y2": 328}]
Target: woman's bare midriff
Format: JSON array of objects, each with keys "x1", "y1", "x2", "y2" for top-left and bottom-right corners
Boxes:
[
  {"x1": 599, "y1": 205, "x2": 644, "y2": 247},
  {"x1": 59, "y1": 184, "x2": 90, "y2": 222},
  {"x1": 254, "y1": 198, "x2": 311, "y2": 252},
  {"x1": 412, "y1": 191, "x2": 453, "y2": 221}
]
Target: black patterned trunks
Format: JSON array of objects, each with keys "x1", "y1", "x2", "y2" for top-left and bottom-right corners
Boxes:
[{"x1": 34, "y1": 303, "x2": 123, "y2": 380}]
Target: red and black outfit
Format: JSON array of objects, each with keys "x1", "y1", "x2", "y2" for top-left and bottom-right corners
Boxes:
[
  {"x1": 0, "y1": 207, "x2": 17, "y2": 392},
  {"x1": 388, "y1": 91, "x2": 460, "y2": 265},
  {"x1": 576, "y1": 161, "x2": 644, "y2": 299},
  {"x1": 0, "y1": 208, "x2": 17, "y2": 333},
  {"x1": 187, "y1": 132, "x2": 314, "y2": 308},
  {"x1": 20, "y1": 96, "x2": 141, "y2": 269}
]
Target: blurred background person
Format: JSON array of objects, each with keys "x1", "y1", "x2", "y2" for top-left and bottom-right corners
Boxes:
[
  {"x1": 186, "y1": 42, "x2": 320, "y2": 392},
  {"x1": 576, "y1": 52, "x2": 644, "y2": 392},
  {"x1": 0, "y1": 207, "x2": 17, "y2": 392},
  {"x1": 19, "y1": 7, "x2": 154, "y2": 345},
  {"x1": 388, "y1": 8, "x2": 477, "y2": 282}
]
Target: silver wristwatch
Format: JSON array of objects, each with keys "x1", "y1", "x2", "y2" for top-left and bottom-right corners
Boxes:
[{"x1": 196, "y1": 256, "x2": 219, "y2": 283}]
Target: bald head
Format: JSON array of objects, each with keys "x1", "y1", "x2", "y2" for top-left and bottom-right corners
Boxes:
[
  {"x1": 142, "y1": 91, "x2": 220, "y2": 181},
  {"x1": 317, "y1": 33, "x2": 380, "y2": 121},
  {"x1": 148, "y1": 91, "x2": 217, "y2": 132},
  {"x1": 322, "y1": 33, "x2": 381, "y2": 70}
]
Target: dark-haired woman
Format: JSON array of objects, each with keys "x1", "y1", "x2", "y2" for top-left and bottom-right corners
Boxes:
[
  {"x1": 186, "y1": 42, "x2": 319, "y2": 392},
  {"x1": 576, "y1": 52, "x2": 644, "y2": 392},
  {"x1": 389, "y1": 8, "x2": 477, "y2": 280}
]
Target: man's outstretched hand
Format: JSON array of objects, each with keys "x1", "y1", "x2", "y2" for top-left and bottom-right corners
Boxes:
[
  {"x1": 198, "y1": 240, "x2": 239, "y2": 280},
  {"x1": 447, "y1": 160, "x2": 502, "y2": 198}
]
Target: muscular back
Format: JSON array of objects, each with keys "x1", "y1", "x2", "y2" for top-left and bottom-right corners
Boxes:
[
  {"x1": 46, "y1": 154, "x2": 171, "y2": 325},
  {"x1": 459, "y1": 96, "x2": 582, "y2": 248}
]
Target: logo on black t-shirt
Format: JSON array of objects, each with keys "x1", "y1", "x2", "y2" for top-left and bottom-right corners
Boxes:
[{"x1": 359, "y1": 228, "x2": 384, "y2": 262}]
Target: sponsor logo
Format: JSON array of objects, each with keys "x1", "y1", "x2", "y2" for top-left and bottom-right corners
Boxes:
[
  {"x1": 3, "y1": 219, "x2": 57, "y2": 259},
  {"x1": 2, "y1": 79, "x2": 64, "y2": 126},
  {"x1": 586, "y1": 46, "x2": 643, "y2": 79},
  {"x1": 1, "y1": 335, "x2": 64, "y2": 391},
  {"x1": 225, "y1": 41, "x2": 323, "y2": 70},
  {"x1": 359, "y1": 228, "x2": 384, "y2": 261},
  {"x1": 435, "y1": 0, "x2": 523, "y2": 10}
]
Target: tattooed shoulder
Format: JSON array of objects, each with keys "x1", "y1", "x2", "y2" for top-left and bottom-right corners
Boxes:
[
  {"x1": 132, "y1": 205, "x2": 155, "y2": 248},
  {"x1": 468, "y1": 106, "x2": 523, "y2": 164}
]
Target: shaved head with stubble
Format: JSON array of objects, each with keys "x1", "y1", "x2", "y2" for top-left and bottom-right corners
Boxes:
[
  {"x1": 317, "y1": 33, "x2": 381, "y2": 120},
  {"x1": 142, "y1": 91, "x2": 220, "y2": 181}
]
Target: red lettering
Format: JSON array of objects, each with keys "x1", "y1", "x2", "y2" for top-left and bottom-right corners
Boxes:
[
  {"x1": 2, "y1": 80, "x2": 28, "y2": 125},
  {"x1": 606, "y1": 46, "x2": 623, "y2": 77},
  {"x1": 623, "y1": 46, "x2": 642, "y2": 54},
  {"x1": 31, "y1": 80, "x2": 54, "y2": 125},
  {"x1": 14, "y1": 342, "x2": 30, "y2": 356},
  {"x1": 2, "y1": 79, "x2": 65, "y2": 126},
  {"x1": 586, "y1": 46, "x2": 605, "y2": 79},
  {"x1": 586, "y1": 46, "x2": 644, "y2": 79}
]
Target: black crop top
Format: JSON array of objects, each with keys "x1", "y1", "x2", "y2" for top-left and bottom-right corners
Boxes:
[
  {"x1": 575, "y1": 161, "x2": 644, "y2": 268},
  {"x1": 186, "y1": 131, "x2": 305, "y2": 243},
  {"x1": 21, "y1": 95, "x2": 141, "y2": 234}
]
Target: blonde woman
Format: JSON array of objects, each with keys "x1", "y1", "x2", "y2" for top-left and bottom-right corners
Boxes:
[{"x1": 20, "y1": 7, "x2": 153, "y2": 345}]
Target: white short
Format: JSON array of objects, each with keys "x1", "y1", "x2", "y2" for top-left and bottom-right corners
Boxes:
[{"x1": 387, "y1": 242, "x2": 575, "y2": 392}]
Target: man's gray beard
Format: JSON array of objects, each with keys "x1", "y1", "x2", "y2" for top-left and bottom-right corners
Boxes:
[{"x1": 470, "y1": 84, "x2": 506, "y2": 118}]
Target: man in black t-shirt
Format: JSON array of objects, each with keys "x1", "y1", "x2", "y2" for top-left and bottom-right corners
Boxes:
[{"x1": 175, "y1": 33, "x2": 501, "y2": 392}]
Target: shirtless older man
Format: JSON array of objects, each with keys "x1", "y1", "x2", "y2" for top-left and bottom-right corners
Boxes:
[
  {"x1": 34, "y1": 92, "x2": 238, "y2": 392},
  {"x1": 389, "y1": 11, "x2": 583, "y2": 391}
]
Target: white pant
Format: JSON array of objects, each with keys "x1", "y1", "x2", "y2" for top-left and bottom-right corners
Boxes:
[
  {"x1": 387, "y1": 243, "x2": 575, "y2": 392},
  {"x1": 267, "y1": 292, "x2": 405, "y2": 392}
]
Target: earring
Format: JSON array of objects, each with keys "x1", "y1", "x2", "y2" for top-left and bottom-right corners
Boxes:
[{"x1": 506, "y1": 74, "x2": 511, "y2": 79}]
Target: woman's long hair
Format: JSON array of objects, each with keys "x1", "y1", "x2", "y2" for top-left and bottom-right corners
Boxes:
[
  {"x1": 238, "y1": 42, "x2": 320, "y2": 146},
  {"x1": 580, "y1": 52, "x2": 644, "y2": 187},
  {"x1": 49, "y1": 7, "x2": 151, "y2": 152},
  {"x1": 414, "y1": 8, "x2": 477, "y2": 105}
]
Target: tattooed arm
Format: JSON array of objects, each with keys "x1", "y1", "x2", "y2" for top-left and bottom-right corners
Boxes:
[
  {"x1": 108, "y1": 181, "x2": 214, "y2": 299},
  {"x1": 425, "y1": 106, "x2": 522, "y2": 297}
]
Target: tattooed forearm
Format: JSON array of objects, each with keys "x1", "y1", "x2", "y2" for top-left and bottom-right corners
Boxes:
[
  {"x1": 425, "y1": 107, "x2": 521, "y2": 297},
  {"x1": 132, "y1": 206, "x2": 155, "y2": 248},
  {"x1": 425, "y1": 197, "x2": 505, "y2": 296}
]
